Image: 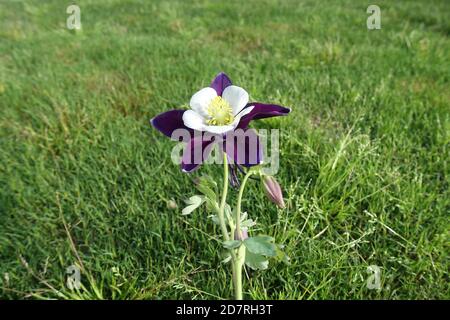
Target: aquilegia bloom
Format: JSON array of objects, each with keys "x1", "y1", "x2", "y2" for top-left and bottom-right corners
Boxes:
[
  {"x1": 151, "y1": 72, "x2": 290, "y2": 172},
  {"x1": 150, "y1": 72, "x2": 291, "y2": 300}
]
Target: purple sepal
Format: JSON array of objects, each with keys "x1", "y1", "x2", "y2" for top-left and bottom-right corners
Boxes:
[
  {"x1": 237, "y1": 103, "x2": 291, "y2": 129},
  {"x1": 150, "y1": 109, "x2": 194, "y2": 138},
  {"x1": 210, "y1": 72, "x2": 232, "y2": 96}
]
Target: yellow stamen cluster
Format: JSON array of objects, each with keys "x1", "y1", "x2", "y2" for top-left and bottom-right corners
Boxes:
[{"x1": 206, "y1": 96, "x2": 234, "y2": 126}]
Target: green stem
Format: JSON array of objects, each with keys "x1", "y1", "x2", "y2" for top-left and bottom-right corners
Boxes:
[
  {"x1": 217, "y1": 155, "x2": 253, "y2": 300},
  {"x1": 234, "y1": 246, "x2": 245, "y2": 300},
  {"x1": 218, "y1": 154, "x2": 230, "y2": 242},
  {"x1": 235, "y1": 170, "x2": 253, "y2": 237},
  {"x1": 232, "y1": 169, "x2": 253, "y2": 300},
  {"x1": 217, "y1": 153, "x2": 237, "y2": 298}
]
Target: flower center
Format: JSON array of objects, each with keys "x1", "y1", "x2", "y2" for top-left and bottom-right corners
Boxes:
[{"x1": 206, "y1": 96, "x2": 234, "y2": 126}]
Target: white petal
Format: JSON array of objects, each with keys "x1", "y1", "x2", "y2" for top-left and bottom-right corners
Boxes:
[
  {"x1": 222, "y1": 85, "x2": 249, "y2": 115},
  {"x1": 182, "y1": 110, "x2": 205, "y2": 131},
  {"x1": 203, "y1": 125, "x2": 235, "y2": 134},
  {"x1": 189, "y1": 87, "x2": 217, "y2": 117}
]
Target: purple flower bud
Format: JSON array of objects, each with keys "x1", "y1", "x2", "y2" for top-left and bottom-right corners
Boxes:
[
  {"x1": 234, "y1": 228, "x2": 248, "y2": 241},
  {"x1": 262, "y1": 175, "x2": 285, "y2": 209}
]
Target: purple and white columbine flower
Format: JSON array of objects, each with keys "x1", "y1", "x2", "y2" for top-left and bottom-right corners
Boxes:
[{"x1": 151, "y1": 72, "x2": 290, "y2": 172}]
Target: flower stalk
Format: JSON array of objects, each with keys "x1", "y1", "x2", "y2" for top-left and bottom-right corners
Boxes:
[
  {"x1": 234, "y1": 245, "x2": 245, "y2": 300},
  {"x1": 218, "y1": 154, "x2": 230, "y2": 242},
  {"x1": 232, "y1": 169, "x2": 253, "y2": 300},
  {"x1": 219, "y1": 153, "x2": 248, "y2": 300}
]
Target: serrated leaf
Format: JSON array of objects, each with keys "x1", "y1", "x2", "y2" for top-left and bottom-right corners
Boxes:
[
  {"x1": 241, "y1": 218, "x2": 256, "y2": 229},
  {"x1": 182, "y1": 204, "x2": 200, "y2": 215},
  {"x1": 243, "y1": 236, "x2": 277, "y2": 257},
  {"x1": 181, "y1": 195, "x2": 204, "y2": 215},
  {"x1": 223, "y1": 240, "x2": 241, "y2": 249},
  {"x1": 204, "y1": 198, "x2": 218, "y2": 213},
  {"x1": 195, "y1": 175, "x2": 218, "y2": 201},
  {"x1": 196, "y1": 184, "x2": 216, "y2": 201},
  {"x1": 245, "y1": 249, "x2": 269, "y2": 270},
  {"x1": 275, "y1": 245, "x2": 291, "y2": 265},
  {"x1": 184, "y1": 195, "x2": 204, "y2": 205},
  {"x1": 202, "y1": 175, "x2": 218, "y2": 189}
]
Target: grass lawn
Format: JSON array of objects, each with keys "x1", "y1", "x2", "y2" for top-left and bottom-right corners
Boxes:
[{"x1": 0, "y1": 0, "x2": 449, "y2": 299}]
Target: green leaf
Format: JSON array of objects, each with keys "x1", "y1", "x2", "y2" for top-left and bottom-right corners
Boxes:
[
  {"x1": 181, "y1": 195, "x2": 204, "y2": 215},
  {"x1": 248, "y1": 165, "x2": 263, "y2": 175},
  {"x1": 224, "y1": 204, "x2": 233, "y2": 222},
  {"x1": 239, "y1": 212, "x2": 256, "y2": 230},
  {"x1": 196, "y1": 184, "x2": 216, "y2": 201},
  {"x1": 220, "y1": 251, "x2": 232, "y2": 264},
  {"x1": 245, "y1": 249, "x2": 269, "y2": 270},
  {"x1": 256, "y1": 235, "x2": 274, "y2": 242},
  {"x1": 223, "y1": 240, "x2": 241, "y2": 249},
  {"x1": 203, "y1": 174, "x2": 218, "y2": 189},
  {"x1": 195, "y1": 175, "x2": 218, "y2": 201},
  {"x1": 209, "y1": 214, "x2": 220, "y2": 225},
  {"x1": 243, "y1": 235, "x2": 277, "y2": 257},
  {"x1": 204, "y1": 198, "x2": 218, "y2": 213},
  {"x1": 275, "y1": 244, "x2": 290, "y2": 265},
  {"x1": 241, "y1": 218, "x2": 256, "y2": 229}
]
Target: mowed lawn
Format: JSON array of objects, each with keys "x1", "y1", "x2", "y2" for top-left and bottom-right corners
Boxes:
[{"x1": 0, "y1": 0, "x2": 448, "y2": 299}]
